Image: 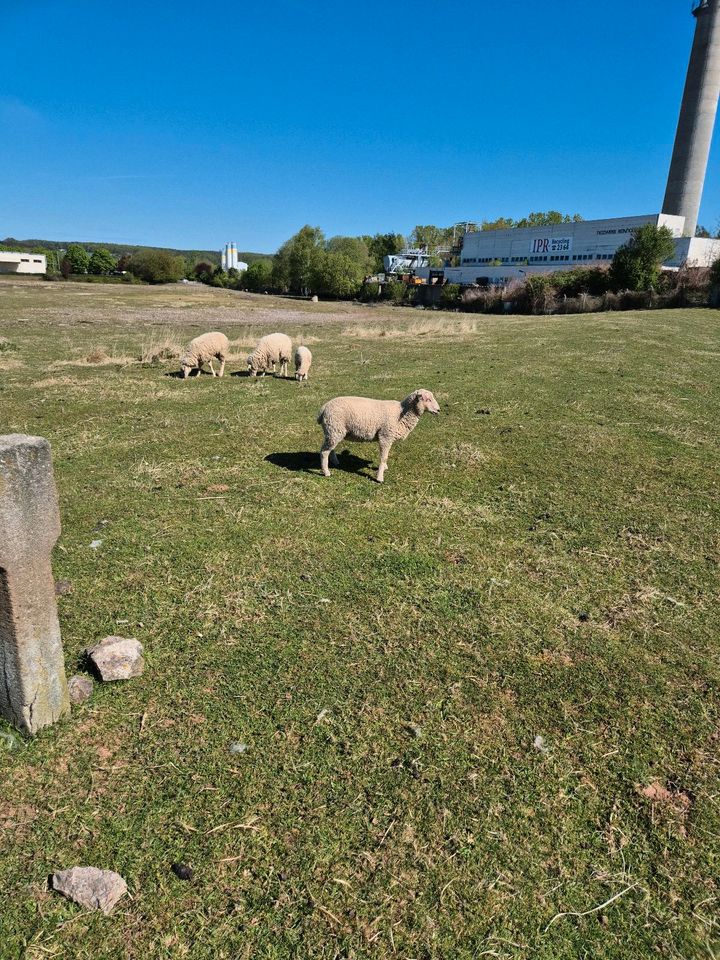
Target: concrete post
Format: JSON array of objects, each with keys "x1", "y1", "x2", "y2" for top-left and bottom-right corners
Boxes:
[
  {"x1": 0, "y1": 435, "x2": 69, "y2": 734},
  {"x1": 663, "y1": 0, "x2": 720, "y2": 238}
]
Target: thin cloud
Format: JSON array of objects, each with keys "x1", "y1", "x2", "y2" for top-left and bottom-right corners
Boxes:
[
  {"x1": 85, "y1": 174, "x2": 177, "y2": 181},
  {"x1": 0, "y1": 96, "x2": 43, "y2": 125}
]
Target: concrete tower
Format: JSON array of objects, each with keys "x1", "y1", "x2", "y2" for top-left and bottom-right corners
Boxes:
[{"x1": 663, "y1": 0, "x2": 720, "y2": 237}]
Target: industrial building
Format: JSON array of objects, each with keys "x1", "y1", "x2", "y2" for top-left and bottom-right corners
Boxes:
[
  {"x1": 434, "y1": 214, "x2": 720, "y2": 287},
  {"x1": 0, "y1": 251, "x2": 47, "y2": 275},
  {"x1": 411, "y1": 0, "x2": 720, "y2": 288},
  {"x1": 221, "y1": 242, "x2": 248, "y2": 273}
]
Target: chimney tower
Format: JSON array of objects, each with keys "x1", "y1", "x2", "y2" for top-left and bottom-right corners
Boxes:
[{"x1": 663, "y1": 0, "x2": 720, "y2": 237}]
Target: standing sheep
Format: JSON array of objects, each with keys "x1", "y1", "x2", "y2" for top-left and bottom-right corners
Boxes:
[
  {"x1": 294, "y1": 345, "x2": 312, "y2": 381},
  {"x1": 317, "y1": 389, "x2": 440, "y2": 483},
  {"x1": 247, "y1": 333, "x2": 293, "y2": 378},
  {"x1": 179, "y1": 332, "x2": 230, "y2": 379}
]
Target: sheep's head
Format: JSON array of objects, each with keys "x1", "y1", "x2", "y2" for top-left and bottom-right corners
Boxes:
[
  {"x1": 409, "y1": 389, "x2": 440, "y2": 415},
  {"x1": 180, "y1": 356, "x2": 193, "y2": 378}
]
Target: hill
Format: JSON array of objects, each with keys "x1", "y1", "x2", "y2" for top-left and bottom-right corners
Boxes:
[{"x1": 0, "y1": 237, "x2": 272, "y2": 267}]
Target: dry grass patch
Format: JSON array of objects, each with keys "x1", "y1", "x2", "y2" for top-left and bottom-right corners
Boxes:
[{"x1": 343, "y1": 317, "x2": 482, "y2": 339}]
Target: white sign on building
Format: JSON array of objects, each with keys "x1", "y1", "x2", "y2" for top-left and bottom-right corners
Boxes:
[{"x1": 530, "y1": 236, "x2": 573, "y2": 255}]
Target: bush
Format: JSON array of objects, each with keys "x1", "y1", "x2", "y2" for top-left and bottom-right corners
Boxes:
[
  {"x1": 386, "y1": 281, "x2": 409, "y2": 304},
  {"x1": 710, "y1": 257, "x2": 720, "y2": 289},
  {"x1": 128, "y1": 249, "x2": 185, "y2": 284},
  {"x1": 440, "y1": 284, "x2": 461, "y2": 309},
  {"x1": 609, "y1": 225, "x2": 676, "y2": 292}
]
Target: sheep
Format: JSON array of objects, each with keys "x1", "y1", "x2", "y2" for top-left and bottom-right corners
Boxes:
[
  {"x1": 317, "y1": 389, "x2": 440, "y2": 483},
  {"x1": 247, "y1": 333, "x2": 293, "y2": 378},
  {"x1": 295, "y1": 345, "x2": 312, "y2": 381},
  {"x1": 179, "y1": 332, "x2": 229, "y2": 379}
]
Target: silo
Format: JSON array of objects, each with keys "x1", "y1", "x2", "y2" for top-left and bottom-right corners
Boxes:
[{"x1": 663, "y1": 0, "x2": 720, "y2": 237}]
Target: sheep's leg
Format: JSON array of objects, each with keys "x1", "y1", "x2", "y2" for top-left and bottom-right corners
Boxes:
[
  {"x1": 320, "y1": 440, "x2": 339, "y2": 477},
  {"x1": 209, "y1": 358, "x2": 217, "y2": 377},
  {"x1": 377, "y1": 440, "x2": 392, "y2": 483},
  {"x1": 218, "y1": 357, "x2": 225, "y2": 378},
  {"x1": 329, "y1": 448, "x2": 340, "y2": 466}
]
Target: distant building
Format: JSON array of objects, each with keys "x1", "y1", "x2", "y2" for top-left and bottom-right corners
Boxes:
[
  {"x1": 419, "y1": 215, "x2": 720, "y2": 287},
  {"x1": 0, "y1": 251, "x2": 47, "y2": 275},
  {"x1": 221, "y1": 243, "x2": 248, "y2": 273}
]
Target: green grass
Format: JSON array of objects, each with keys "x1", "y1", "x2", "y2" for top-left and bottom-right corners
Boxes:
[{"x1": 0, "y1": 284, "x2": 719, "y2": 958}]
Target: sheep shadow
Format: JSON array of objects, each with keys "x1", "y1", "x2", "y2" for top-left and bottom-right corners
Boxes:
[
  {"x1": 265, "y1": 450, "x2": 374, "y2": 476},
  {"x1": 230, "y1": 371, "x2": 295, "y2": 380},
  {"x1": 164, "y1": 369, "x2": 215, "y2": 378}
]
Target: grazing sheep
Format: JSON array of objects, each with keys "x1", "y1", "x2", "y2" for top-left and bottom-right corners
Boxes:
[
  {"x1": 295, "y1": 345, "x2": 312, "y2": 381},
  {"x1": 317, "y1": 389, "x2": 440, "y2": 483},
  {"x1": 180, "y1": 332, "x2": 229, "y2": 379},
  {"x1": 247, "y1": 333, "x2": 293, "y2": 378}
]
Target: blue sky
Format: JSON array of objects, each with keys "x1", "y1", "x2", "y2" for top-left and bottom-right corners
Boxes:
[{"x1": 2, "y1": 0, "x2": 717, "y2": 252}]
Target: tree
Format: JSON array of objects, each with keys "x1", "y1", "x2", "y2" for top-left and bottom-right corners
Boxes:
[
  {"x1": 609, "y1": 225, "x2": 676, "y2": 291},
  {"x1": 244, "y1": 260, "x2": 273, "y2": 292},
  {"x1": 192, "y1": 260, "x2": 215, "y2": 281},
  {"x1": 60, "y1": 256, "x2": 72, "y2": 279},
  {"x1": 128, "y1": 249, "x2": 185, "y2": 284},
  {"x1": 481, "y1": 217, "x2": 516, "y2": 231},
  {"x1": 312, "y1": 250, "x2": 365, "y2": 298},
  {"x1": 64, "y1": 244, "x2": 90, "y2": 274},
  {"x1": 363, "y1": 233, "x2": 405, "y2": 272},
  {"x1": 709, "y1": 256, "x2": 720, "y2": 288},
  {"x1": 407, "y1": 225, "x2": 454, "y2": 253},
  {"x1": 88, "y1": 248, "x2": 117, "y2": 275},
  {"x1": 696, "y1": 224, "x2": 711, "y2": 238},
  {"x1": 272, "y1": 225, "x2": 325, "y2": 294},
  {"x1": 325, "y1": 236, "x2": 373, "y2": 275},
  {"x1": 515, "y1": 211, "x2": 584, "y2": 228}
]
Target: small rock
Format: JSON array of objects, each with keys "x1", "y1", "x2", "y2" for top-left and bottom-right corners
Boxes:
[
  {"x1": 533, "y1": 735, "x2": 549, "y2": 754},
  {"x1": 229, "y1": 741, "x2": 248, "y2": 754},
  {"x1": 67, "y1": 675, "x2": 94, "y2": 705},
  {"x1": 52, "y1": 866, "x2": 127, "y2": 915},
  {"x1": 171, "y1": 862, "x2": 194, "y2": 881},
  {"x1": 55, "y1": 579, "x2": 73, "y2": 596},
  {"x1": 87, "y1": 636, "x2": 144, "y2": 681},
  {"x1": 89, "y1": 540, "x2": 103, "y2": 551},
  {"x1": 406, "y1": 723, "x2": 423, "y2": 739}
]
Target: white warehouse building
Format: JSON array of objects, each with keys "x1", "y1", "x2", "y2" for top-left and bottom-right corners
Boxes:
[
  {"x1": 430, "y1": 214, "x2": 720, "y2": 287},
  {"x1": 0, "y1": 251, "x2": 47, "y2": 275}
]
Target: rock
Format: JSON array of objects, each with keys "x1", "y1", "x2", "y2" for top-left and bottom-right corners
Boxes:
[
  {"x1": 533, "y1": 735, "x2": 549, "y2": 754},
  {"x1": 229, "y1": 741, "x2": 248, "y2": 754},
  {"x1": 171, "y1": 862, "x2": 194, "y2": 880},
  {"x1": 67, "y1": 675, "x2": 93, "y2": 705},
  {"x1": 55, "y1": 579, "x2": 73, "y2": 596},
  {"x1": 87, "y1": 636, "x2": 144, "y2": 681},
  {"x1": 89, "y1": 539, "x2": 103, "y2": 550},
  {"x1": 52, "y1": 866, "x2": 127, "y2": 914}
]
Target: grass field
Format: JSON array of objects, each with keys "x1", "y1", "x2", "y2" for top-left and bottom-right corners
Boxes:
[{"x1": 1, "y1": 282, "x2": 719, "y2": 959}]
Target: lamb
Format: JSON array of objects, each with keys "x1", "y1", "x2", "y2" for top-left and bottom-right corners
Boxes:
[
  {"x1": 179, "y1": 332, "x2": 230, "y2": 379},
  {"x1": 247, "y1": 333, "x2": 293, "y2": 378},
  {"x1": 294, "y1": 345, "x2": 312, "y2": 381},
  {"x1": 317, "y1": 389, "x2": 440, "y2": 483}
]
